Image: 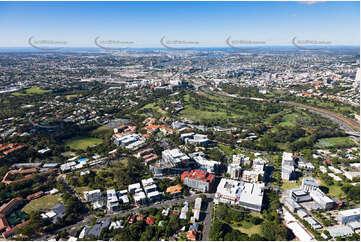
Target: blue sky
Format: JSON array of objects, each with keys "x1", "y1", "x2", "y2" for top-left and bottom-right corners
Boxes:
[{"x1": 0, "y1": 1, "x2": 359, "y2": 47}]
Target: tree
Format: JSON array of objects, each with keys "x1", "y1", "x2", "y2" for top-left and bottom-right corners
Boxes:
[
  {"x1": 224, "y1": 229, "x2": 248, "y2": 241},
  {"x1": 140, "y1": 226, "x2": 155, "y2": 241},
  {"x1": 249, "y1": 234, "x2": 265, "y2": 241},
  {"x1": 215, "y1": 204, "x2": 228, "y2": 220},
  {"x1": 209, "y1": 220, "x2": 231, "y2": 240},
  {"x1": 261, "y1": 221, "x2": 288, "y2": 241}
]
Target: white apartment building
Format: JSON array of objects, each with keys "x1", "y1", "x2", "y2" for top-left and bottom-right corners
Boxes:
[{"x1": 282, "y1": 152, "x2": 295, "y2": 181}]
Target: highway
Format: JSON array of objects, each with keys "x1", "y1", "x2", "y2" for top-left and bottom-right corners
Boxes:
[{"x1": 205, "y1": 88, "x2": 360, "y2": 136}]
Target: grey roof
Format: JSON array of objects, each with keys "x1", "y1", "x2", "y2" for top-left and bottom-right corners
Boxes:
[
  {"x1": 328, "y1": 226, "x2": 354, "y2": 238},
  {"x1": 347, "y1": 221, "x2": 360, "y2": 230},
  {"x1": 52, "y1": 202, "x2": 65, "y2": 215},
  {"x1": 302, "y1": 177, "x2": 319, "y2": 187},
  {"x1": 285, "y1": 197, "x2": 301, "y2": 209},
  {"x1": 189, "y1": 222, "x2": 199, "y2": 231},
  {"x1": 87, "y1": 218, "x2": 111, "y2": 238}
]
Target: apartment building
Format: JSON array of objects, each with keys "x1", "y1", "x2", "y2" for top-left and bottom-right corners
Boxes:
[{"x1": 181, "y1": 169, "x2": 215, "y2": 193}]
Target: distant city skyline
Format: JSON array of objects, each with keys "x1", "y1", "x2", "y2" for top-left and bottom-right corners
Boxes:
[{"x1": 0, "y1": 1, "x2": 359, "y2": 48}]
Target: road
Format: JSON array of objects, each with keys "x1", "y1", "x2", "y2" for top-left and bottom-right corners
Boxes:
[
  {"x1": 201, "y1": 195, "x2": 214, "y2": 241},
  {"x1": 35, "y1": 193, "x2": 214, "y2": 241}
]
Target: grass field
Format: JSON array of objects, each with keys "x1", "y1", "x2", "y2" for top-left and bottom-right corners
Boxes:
[
  {"x1": 65, "y1": 136, "x2": 103, "y2": 150},
  {"x1": 12, "y1": 87, "x2": 51, "y2": 96},
  {"x1": 316, "y1": 137, "x2": 356, "y2": 148},
  {"x1": 231, "y1": 221, "x2": 262, "y2": 236},
  {"x1": 65, "y1": 94, "x2": 82, "y2": 100},
  {"x1": 279, "y1": 113, "x2": 301, "y2": 127},
  {"x1": 22, "y1": 194, "x2": 62, "y2": 214},
  {"x1": 180, "y1": 104, "x2": 244, "y2": 121},
  {"x1": 61, "y1": 151, "x2": 76, "y2": 157},
  {"x1": 90, "y1": 126, "x2": 113, "y2": 136}
]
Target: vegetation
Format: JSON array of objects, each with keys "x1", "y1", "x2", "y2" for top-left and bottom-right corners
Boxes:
[
  {"x1": 22, "y1": 194, "x2": 63, "y2": 214},
  {"x1": 316, "y1": 137, "x2": 356, "y2": 148},
  {"x1": 12, "y1": 86, "x2": 51, "y2": 96},
  {"x1": 64, "y1": 136, "x2": 103, "y2": 150},
  {"x1": 209, "y1": 190, "x2": 292, "y2": 241}
]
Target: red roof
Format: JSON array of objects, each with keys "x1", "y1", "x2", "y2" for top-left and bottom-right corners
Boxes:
[
  {"x1": 181, "y1": 169, "x2": 215, "y2": 184},
  {"x1": 146, "y1": 217, "x2": 155, "y2": 225},
  {"x1": 128, "y1": 215, "x2": 135, "y2": 224},
  {"x1": 187, "y1": 230, "x2": 197, "y2": 240}
]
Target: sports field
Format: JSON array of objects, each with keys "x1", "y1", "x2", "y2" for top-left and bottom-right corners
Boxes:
[
  {"x1": 316, "y1": 137, "x2": 356, "y2": 148},
  {"x1": 65, "y1": 136, "x2": 103, "y2": 150},
  {"x1": 12, "y1": 87, "x2": 51, "y2": 96},
  {"x1": 22, "y1": 194, "x2": 62, "y2": 214}
]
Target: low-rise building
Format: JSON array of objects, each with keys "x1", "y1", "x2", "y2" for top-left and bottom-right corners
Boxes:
[
  {"x1": 227, "y1": 163, "x2": 242, "y2": 180},
  {"x1": 344, "y1": 171, "x2": 360, "y2": 181},
  {"x1": 290, "y1": 189, "x2": 312, "y2": 203},
  {"x1": 327, "y1": 226, "x2": 354, "y2": 238},
  {"x1": 310, "y1": 188, "x2": 334, "y2": 210},
  {"x1": 106, "y1": 189, "x2": 119, "y2": 212},
  {"x1": 166, "y1": 184, "x2": 182, "y2": 197},
  {"x1": 41, "y1": 203, "x2": 65, "y2": 224},
  {"x1": 304, "y1": 216, "x2": 322, "y2": 230},
  {"x1": 284, "y1": 197, "x2": 301, "y2": 213},
  {"x1": 150, "y1": 148, "x2": 190, "y2": 176},
  {"x1": 194, "y1": 198, "x2": 202, "y2": 210},
  {"x1": 182, "y1": 133, "x2": 209, "y2": 146},
  {"x1": 301, "y1": 178, "x2": 319, "y2": 192},
  {"x1": 84, "y1": 190, "x2": 102, "y2": 203},
  {"x1": 283, "y1": 208, "x2": 315, "y2": 241},
  {"x1": 214, "y1": 178, "x2": 264, "y2": 212},
  {"x1": 338, "y1": 208, "x2": 360, "y2": 225},
  {"x1": 134, "y1": 191, "x2": 147, "y2": 204},
  {"x1": 319, "y1": 166, "x2": 327, "y2": 174},
  {"x1": 128, "y1": 183, "x2": 141, "y2": 194},
  {"x1": 179, "y1": 202, "x2": 189, "y2": 220}
]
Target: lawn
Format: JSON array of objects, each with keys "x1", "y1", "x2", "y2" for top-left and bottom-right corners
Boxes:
[
  {"x1": 22, "y1": 194, "x2": 62, "y2": 214},
  {"x1": 140, "y1": 103, "x2": 167, "y2": 115},
  {"x1": 280, "y1": 181, "x2": 301, "y2": 191},
  {"x1": 65, "y1": 136, "x2": 103, "y2": 150},
  {"x1": 316, "y1": 137, "x2": 356, "y2": 148},
  {"x1": 111, "y1": 159, "x2": 128, "y2": 167},
  {"x1": 318, "y1": 179, "x2": 346, "y2": 198},
  {"x1": 327, "y1": 185, "x2": 345, "y2": 198},
  {"x1": 74, "y1": 186, "x2": 90, "y2": 196},
  {"x1": 218, "y1": 144, "x2": 238, "y2": 155},
  {"x1": 12, "y1": 86, "x2": 51, "y2": 96}
]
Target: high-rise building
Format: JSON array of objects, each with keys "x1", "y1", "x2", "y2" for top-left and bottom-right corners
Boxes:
[{"x1": 282, "y1": 152, "x2": 295, "y2": 181}]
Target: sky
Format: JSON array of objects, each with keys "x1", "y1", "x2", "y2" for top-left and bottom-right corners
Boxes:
[{"x1": 0, "y1": 1, "x2": 359, "y2": 48}]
